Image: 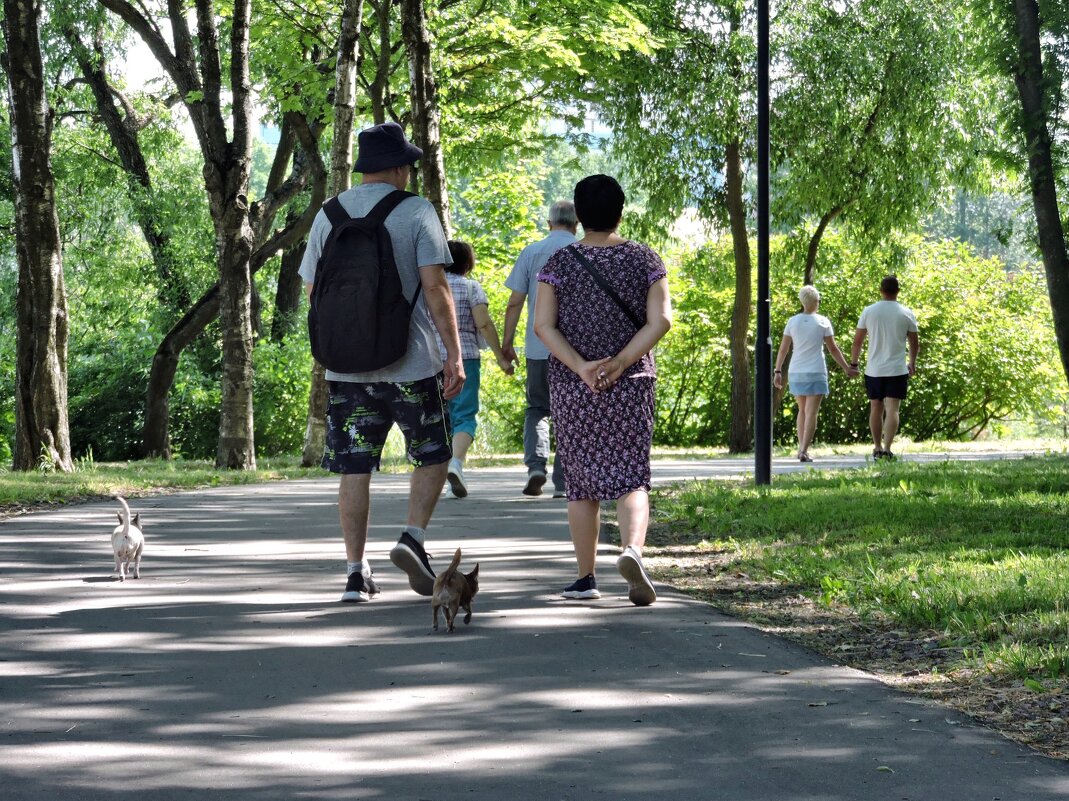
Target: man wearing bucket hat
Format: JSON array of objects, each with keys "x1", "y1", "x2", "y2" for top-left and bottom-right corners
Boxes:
[{"x1": 300, "y1": 121, "x2": 464, "y2": 604}]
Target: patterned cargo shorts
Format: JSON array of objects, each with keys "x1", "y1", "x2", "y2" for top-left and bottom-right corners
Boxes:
[{"x1": 323, "y1": 373, "x2": 452, "y2": 474}]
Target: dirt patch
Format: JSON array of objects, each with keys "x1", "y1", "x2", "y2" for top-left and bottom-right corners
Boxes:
[{"x1": 643, "y1": 539, "x2": 1069, "y2": 761}]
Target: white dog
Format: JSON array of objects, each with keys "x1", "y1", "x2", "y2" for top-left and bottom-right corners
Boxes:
[{"x1": 111, "y1": 496, "x2": 144, "y2": 581}]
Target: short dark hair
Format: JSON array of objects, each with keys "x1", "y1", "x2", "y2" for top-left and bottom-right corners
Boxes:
[
  {"x1": 880, "y1": 275, "x2": 900, "y2": 296},
  {"x1": 446, "y1": 240, "x2": 475, "y2": 276},
  {"x1": 574, "y1": 174, "x2": 625, "y2": 232}
]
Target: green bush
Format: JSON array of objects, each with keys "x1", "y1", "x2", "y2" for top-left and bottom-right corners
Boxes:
[
  {"x1": 253, "y1": 333, "x2": 313, "y2": 456},
  {"x1": 67, "y1": 330, "x2": 156, "y2": 460}
]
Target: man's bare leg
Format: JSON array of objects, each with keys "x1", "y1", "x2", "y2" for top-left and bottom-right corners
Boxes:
[
  {"x1": 869, "y1": 400, "x2": 885, "y2": 451},
  {"x1": 407, "y1": 461, "x2": 449, "y2": 530},
  {"x1": 339, "y1": 473, "x2": 372, "y2": 562},
  {"x1": 882, "y1": 397, "x2": 903, "y2": 453}
]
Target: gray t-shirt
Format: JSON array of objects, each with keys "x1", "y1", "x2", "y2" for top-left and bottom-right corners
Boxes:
[
  {"x1": 299, "y1": 182, "x2": 452, "y2": 383},
  {"x1": 505, "y1": 229, "x2": 577, "y2": 360}
]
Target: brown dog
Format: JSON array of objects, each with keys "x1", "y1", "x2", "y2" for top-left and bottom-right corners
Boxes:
[{"x1": 431, "y1": 548, "x2": 479, "y2": 633}]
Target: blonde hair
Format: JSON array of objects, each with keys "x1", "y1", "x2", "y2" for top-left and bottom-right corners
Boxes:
[{"x1": 798, "y1": 285, "x2": 820, "y2": 311}]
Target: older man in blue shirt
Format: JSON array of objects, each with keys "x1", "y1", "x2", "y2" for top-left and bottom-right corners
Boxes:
[{"x1": 501, "y1": 201, "x2": 578, "y2": 497}]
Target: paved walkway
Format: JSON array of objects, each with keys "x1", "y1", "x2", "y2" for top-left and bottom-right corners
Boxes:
[{"x1": 1, "y1": 453, "x2": 1066, "y2": 800}]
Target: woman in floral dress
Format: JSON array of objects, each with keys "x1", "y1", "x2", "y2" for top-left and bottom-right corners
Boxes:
[{"x1": 534, "y1": 175, "x2": 672, "y2": 606}]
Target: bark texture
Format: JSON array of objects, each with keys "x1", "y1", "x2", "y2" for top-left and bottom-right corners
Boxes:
[
  {"x1": 401, "y1": 0, "x2": 451, "y2": 235},
  {"x1": 302, "y1": 0, "x2": 366, "y2": 468},
  {"x1": 3, "y1": 0, "x2": 74, "y2": 472},
  {"x1": 1010, "y1": 0, "x2": 1069, "y2": 387}
]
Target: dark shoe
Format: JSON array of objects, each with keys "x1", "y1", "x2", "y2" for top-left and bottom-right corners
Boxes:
[
  {"x1": 562, "y1": 573, "x2": 601, "y2": 599},
  {"x1": 340, "y1": 571, "x2": 380, "y2": 603},
  {"x1": 523, "y1": 470, "x2": 547, "y2": 497},
  {"x1": 617, "y1": 547, "x2": 657, "y2": 606},
  {"x1": 872, "y1": 448, "x2": 885, "y2": 460},
  {"x1": 799, "y1": 453, "x2": 814, "y2": 463},
  {"x1": 447, "y1": 459, "x2": 468, "y2": 498},
  {"x1": 883, "y1": 450, "x2": 896, "y2": 461},
  {"x1": 389, "y1": 532, "x2": 436, "y2": 596}
]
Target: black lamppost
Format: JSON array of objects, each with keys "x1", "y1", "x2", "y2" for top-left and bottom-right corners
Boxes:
[{"x1": 755, "y1": 0, "x2": 773, "y2": 485}]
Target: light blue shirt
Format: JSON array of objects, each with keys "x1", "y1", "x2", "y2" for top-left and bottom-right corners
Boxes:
[{"x1": 505, "y1": 229, "x2": 577, "y2": 360}]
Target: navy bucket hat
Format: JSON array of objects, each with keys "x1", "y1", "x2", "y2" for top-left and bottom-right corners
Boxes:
[{"x1": 352, "y1": 122, "x2": 423, "y2": 173}]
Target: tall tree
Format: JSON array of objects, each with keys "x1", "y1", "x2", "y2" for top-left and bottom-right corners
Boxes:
[
  {"x1": 2, "y1": 0, "x2": 74, "y2": 471},
  {"x1": 97, "y1": 0, "x2": 260, "y2": 468},
  {"x1": 1005, "y1": 0, "x2": 1069, "y2": 386},
  {"x1": 401, "y1": 0, "x2": 450, "y2": 234},
  {"x1": 600, "y1": 0, "x2": 756, "y2": 451},
  {"x1": 62, "y1": 25, "x2": 191, "y2": 313},
  {"x1": 774, "y1": 0, "x2": 978, "y2": 284},
  {"x1": 301, "y1": 0, "x2": 365, "y2": 468}
]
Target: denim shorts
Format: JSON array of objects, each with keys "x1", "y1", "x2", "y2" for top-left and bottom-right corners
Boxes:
[
  {"x1": 447, "y1": 358, "x2": 481, "y2": 440},
  {"x1": 789, "y1": 371, "x2": 829, "y2": 397},
  {"x1": 323, "y1": 374, "x2": 451, "y2": 474}
]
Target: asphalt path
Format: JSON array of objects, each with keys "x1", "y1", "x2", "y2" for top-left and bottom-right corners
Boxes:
[{"x1": 1, "y1": 451, "x2": 1066, "y2": 800}]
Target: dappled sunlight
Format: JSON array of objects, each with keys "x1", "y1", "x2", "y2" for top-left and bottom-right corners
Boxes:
[{"x1": 3, "y1": 470, "x2": 1068, "y2": 798}]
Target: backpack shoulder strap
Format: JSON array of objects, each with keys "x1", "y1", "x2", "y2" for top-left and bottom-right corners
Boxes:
[
  {"x1": 566, "y1": 245, "x2": 644, "y2": 331},
  {"x1": 365, "y1": 189, "x2": 416, "y2": 224},
  {"x1": 322, "y1": 196, "x2": 350, "y2": 228}
]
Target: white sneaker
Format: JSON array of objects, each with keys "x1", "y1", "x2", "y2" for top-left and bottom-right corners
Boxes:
[
  {"x1": 447, "y1": 458, "x2": 468, "y2": 498},
  {"x1": 616, "y1": 546, "x2": 657, "y2": 606}
]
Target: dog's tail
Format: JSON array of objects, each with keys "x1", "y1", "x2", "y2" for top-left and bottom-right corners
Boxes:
[
  {"x1": 115, "y1": 495, "x2": 132, "y2": 539},
  {"x1": 433, "y1": 549, "x2": 464, "y2": 606},
  {"x1": 439, "y1": 548, "x2": 462, "y2": 583}
]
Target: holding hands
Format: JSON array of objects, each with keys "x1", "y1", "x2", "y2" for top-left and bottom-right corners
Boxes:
[{"x1": 496, "y1": 353, "x2": 516, "y2": 375}]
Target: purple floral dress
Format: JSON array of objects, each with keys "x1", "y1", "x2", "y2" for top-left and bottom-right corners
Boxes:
[{"x1": 537, "y1": 241, "x2": 667, "y2": 501}]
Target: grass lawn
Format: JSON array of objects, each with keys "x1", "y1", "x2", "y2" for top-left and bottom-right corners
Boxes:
[{"x1": 641, "y1": 453, "x2": 1069, "y2": 757}]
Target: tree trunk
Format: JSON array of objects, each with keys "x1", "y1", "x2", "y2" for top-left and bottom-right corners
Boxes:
[
  {"x1": 1010, "y1": 0, "x2": 1069, "y2": 387},
  {"x1": 3, "y1": 0, "x2": 74, "y2": 472},
  {"x1": 401, "y1": 0, "x2": 451, "y2": 235},
  {"x1": 803, "y1": 206, "x2": 843, "y2": 285},
  {"x1": 368, "y1": 0, "x2": 393, "y2": 125},
  {"x1": 302, "y1": 0, "x2": 365, "y2": 468},
  {"x1": 215, "y1": 216, "x2": 257, "y2": 469},
  {"x1": 65, "y1": 29, "x2": 190, "y2": 312},
  {"x1": 725, "y1": 137, "x2": 753, "y2": 453},
  {"x1": 272, "y1": 234, "x2": 306, "y2": 343},
  {"x1": 144, "y1": 290, "x2": 222, "y2": 459}
]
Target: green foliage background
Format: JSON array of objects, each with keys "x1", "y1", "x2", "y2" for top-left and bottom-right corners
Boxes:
[{"x1": 1, "y1": 0, "x2": 1066, "y2": 464}]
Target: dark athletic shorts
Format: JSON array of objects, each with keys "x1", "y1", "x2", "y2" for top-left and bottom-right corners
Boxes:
[
  {"x1": 323, "y1": 373, "x2": 451, "y2": 474},
  {"x1": 865, "y1": 373, "x2": 909, "y2": 401}
]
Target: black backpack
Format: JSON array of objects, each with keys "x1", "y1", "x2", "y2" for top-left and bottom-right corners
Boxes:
[{"x1": 308, "y1": 189, "x2": 419, "y2": 373}]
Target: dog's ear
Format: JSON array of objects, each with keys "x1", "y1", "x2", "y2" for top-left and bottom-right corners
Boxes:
[
  {"x1": 469, "y1": 563, "x2": 479, "y2": 578},
  {"x1": 116, "y1": 512, "x2": 123, "y2": 524},
  {"x1": 133, "y1": 513, "x2": 142, "y2": 528}
]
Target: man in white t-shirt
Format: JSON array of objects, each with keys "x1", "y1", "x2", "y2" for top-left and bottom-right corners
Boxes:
[{"x1": 850, "y1": 275, "x2": 920, "y2": 460}]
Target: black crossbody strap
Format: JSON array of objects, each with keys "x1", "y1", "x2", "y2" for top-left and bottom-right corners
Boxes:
[{"x1": 567, "y1": 245, "x2": 644, "y2": 331}]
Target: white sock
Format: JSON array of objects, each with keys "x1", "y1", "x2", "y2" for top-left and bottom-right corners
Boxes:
[
  {"x1": 347, "y1": 560, "x2": 370, "y2": 577},
  {"x1": 403, "y1": 526, "x2": 426, "y2": 545}
]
